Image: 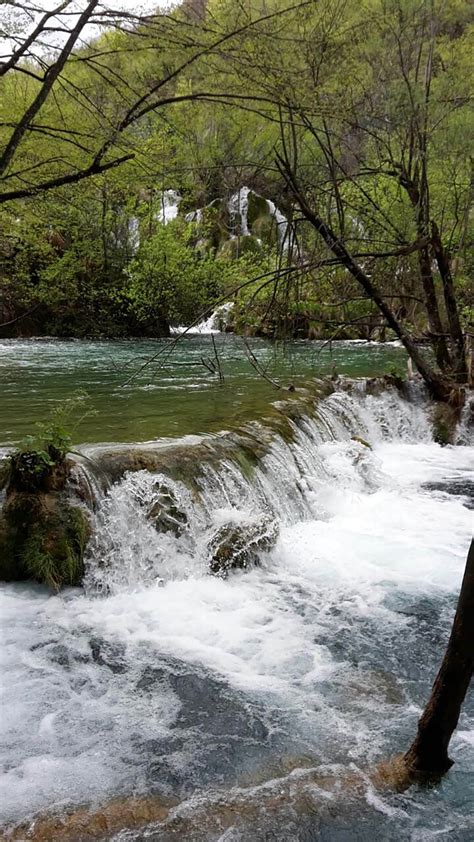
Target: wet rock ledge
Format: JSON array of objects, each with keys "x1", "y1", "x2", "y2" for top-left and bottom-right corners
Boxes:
[{"x1": 0, "y1": 447, "x2": 90, "y2": 591}]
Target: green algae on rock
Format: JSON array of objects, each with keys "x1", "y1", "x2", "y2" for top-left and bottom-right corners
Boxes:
[{"x1": 0, "y1": 448, "x2": 90, "y2": 591}]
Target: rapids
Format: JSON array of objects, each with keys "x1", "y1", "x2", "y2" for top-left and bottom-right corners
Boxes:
[{"x1": 0, "y1": 380, "x2": 473, "y2": 840}]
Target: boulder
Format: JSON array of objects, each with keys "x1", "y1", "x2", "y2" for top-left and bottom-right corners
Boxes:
[
  {"x1": 0, "y1": 448, "x2": 90, "y2": 590},
  {"x1": 148, "y1": 482, "x2": 188, "y2": 537},
  {"x1": 247, "y1": 192, "x2": 270, "y2": 226},
  {"x1": 208, "y1": 514, "x2": 279, "y2": 577}
]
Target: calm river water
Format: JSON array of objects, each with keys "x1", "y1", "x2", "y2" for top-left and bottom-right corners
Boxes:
[{"x1": 0, "y1": 335, "x2": 406, "y2": 445}]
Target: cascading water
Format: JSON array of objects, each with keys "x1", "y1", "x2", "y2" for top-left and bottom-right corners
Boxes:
[
  {"x1": 156, "y1": 190, "x2": 181, "y2": 224},
  {"x1": 456, "y1": 393, "x2": 474, "y2": 445},
  {"x1": 1, "y1": 384, "x2": 473, "y2": 840},
  {"x1": 171, "y1": 301, "x2": 234, "y2": 335},
  {"x1": 128, "y1": 217, "x2": 140, "y2": 252},
  {"x1": 228, "y1": 186, "x2": 290, "y2": 252},
  {"x1": 228, "y1": 187, "x2": 251, "y2": 237},
  {"x1": 265, "y1": 197, "x2": 290, "y2": 250}
]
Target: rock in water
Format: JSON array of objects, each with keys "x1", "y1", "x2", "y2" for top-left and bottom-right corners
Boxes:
[
  {"x1": 148, "y1": 482, "x2": 188, "y2": 537},
  {"x1": 208, "y1": 514, "x2": 279, "y2": 577}
]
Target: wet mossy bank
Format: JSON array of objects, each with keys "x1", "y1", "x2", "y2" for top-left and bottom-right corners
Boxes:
[{"x1": 0, "y1": 448, "x2": 91, "y2": 591}]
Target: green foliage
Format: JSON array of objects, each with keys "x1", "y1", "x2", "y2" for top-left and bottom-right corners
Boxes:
[
  {"x1": 127, "y1": 218, "x2": 273, "y2": 327},
  {"x1": 386, "y1": 363, "x2": 406, "y2": 380},
  {"x1": 18, "y1": 391, "x2": 93, "y2": 467},
  {"x1": 0, "y1": 0, "x2": 472, "y2": 348},
  {"x1": 13, "y1": 503, "x2": 88, "y2": 591},
  {"x1": 127, "y1": 220, "x2": 220, "y2": 325}
]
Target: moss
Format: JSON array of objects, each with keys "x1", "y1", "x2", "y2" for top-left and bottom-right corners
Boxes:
[
  {"x1": 247, "y1": 192, "x2": 270, "y2": 225},
  {"x1": 22, "y1": 504, "x2": 89, "y2": 591},
  {"x1": 229, "y1": 448, "x2": 257, "y2": 482},
  {"x1": 217, "y1": 235, "x2": 262, "y2": 259},
  {"x1": 0, "y1": 490, "x2": 90, "y2": 590},
  {"x1": 351, "y1": 435, "x2": 372, "y2": 449},
  {"x1": 0, "y1": 513, "x2": 19, "y2": 580},
  {"x1": 0, "y1": 458, "x2": 9, "y2": 491},
  {"x1": 251, "y1": 214, "x2": 279, "y2": 247}
]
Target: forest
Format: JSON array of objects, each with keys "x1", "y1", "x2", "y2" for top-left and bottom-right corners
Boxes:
[{"x1": 1, "y1": 1, "x2": 472, "y2": 383}]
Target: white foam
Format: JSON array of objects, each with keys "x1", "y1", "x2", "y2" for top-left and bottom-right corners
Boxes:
[{"x1": 171, "y1": 302, "x2": 233, "y2": 335}]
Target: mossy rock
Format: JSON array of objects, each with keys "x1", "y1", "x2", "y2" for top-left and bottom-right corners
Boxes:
[
  {"x1": 247, "y1": 192, "x2": 270, "y2": 226},
  {"x1": 351, "y1": 435, "x2": 372, "y2": 449},
  {"x1": 251, "y1": 214, "x2": 279, "y2": 247},
  {"x1": 0, "y1": 458, "x2": 9, "y2": 491},
  {"x1": 194, "y1": 237, "x2": 215, "y2": 257},
  {"x1": 0, "y1": 445, "x2": 91, "y2": 590},
  {"x1": 193, "y1": 204, "x2": 226, "y2": 251},
  {"x1": 0, "y1": 492, "x2": 90, "y2": 591},
  {"x1": 8, "y1": 448, "x2": 68, "y2": 493},
  {"x1": 208, "y1": 514, "x2": 279, "y2": 577},
  {"x1": 432, "y1": 402, "x2": 460, "y2": 446},
  {"x1": 217, "y1": 235, "x2": 262, "y2": 260},
  {"x1": 148, "y1": 482, "x2": 188, "y2": 537}
]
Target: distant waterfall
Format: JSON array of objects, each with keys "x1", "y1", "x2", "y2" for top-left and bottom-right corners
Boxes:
[{"x1": 156, "y1": 189, "x2": 181, "y2": 224}]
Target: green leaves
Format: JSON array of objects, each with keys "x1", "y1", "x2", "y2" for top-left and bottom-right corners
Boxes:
[{"x1": 18, "y1": 390, "x2": 93, "y2": 463}]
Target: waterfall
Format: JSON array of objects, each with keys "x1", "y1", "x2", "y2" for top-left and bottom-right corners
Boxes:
[
  {"x1": 228, "y1": 186, "x2": 290, "y2": 251},
  {"x1": 156, "y1": 190, "x2": 181, "y2": 224},
  {"x1": 456, "y1": 392, "x2": 474, "y2": 445},
  {"x1": 82, "y1": 384, "x2": 433, "y2": 594},
  {"x1": 128, "y1": 216, "x2": 140, "y2": 252},
  {"x1": 170, "y1": 301, "x2": 233, "y2": 334},
  {"x1": 1, "y1": 380, "x2": 472, "y2": 836},
  {"x1": 185, "y1": 208, "x2": 203, "y2": 224},
  {"x1": 265, "y1": 197, "x2": 290, "y2": 250},
  {"x1": 228, "y1": 186, "x2": 251, "y2": 236}
]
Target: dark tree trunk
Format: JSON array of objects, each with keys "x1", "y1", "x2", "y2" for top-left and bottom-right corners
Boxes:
[
  {"x1": 431, "y1": 221, "x2": 467, "y2": 380},
  {"x1": 276, "y1": 157, "x2": 452, "y2": 400},
  {"x1": 399, "y1": 171, "x2": 452, "y2": 373},
  {"x1": 404, "y1": 539, "x2": 474, "y2": 775},
  {"x1": 418, "y1": 244, "x2": 452, "y2": 372}
]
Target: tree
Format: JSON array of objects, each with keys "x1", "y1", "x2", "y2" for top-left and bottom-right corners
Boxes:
[
  {"x1": 403, "y1": 538, "x2": 473, "y2": 776},
  {"x1": 213, "y1": 0, "x2": 473, "y2": 398},
  {"x1": 0, "y1": 0, "x2": 308, "y2": 202}
]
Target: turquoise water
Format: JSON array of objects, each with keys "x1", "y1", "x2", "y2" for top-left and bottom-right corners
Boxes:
[{"x1": 0, "y1": 336, "x2": 406, "y2": 445}]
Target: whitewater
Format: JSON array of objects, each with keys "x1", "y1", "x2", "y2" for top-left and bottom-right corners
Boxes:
[{"x1": 0, "y1": 384, "x2": 473, "y2": 840}]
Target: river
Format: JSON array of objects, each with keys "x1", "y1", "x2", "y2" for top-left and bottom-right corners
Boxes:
[
  {"x1": 0, "y1": 337, "x2": 472, "y2": 840},
  {"x1": 0, "y1": 335, "x2": 406, "y2": 445}
]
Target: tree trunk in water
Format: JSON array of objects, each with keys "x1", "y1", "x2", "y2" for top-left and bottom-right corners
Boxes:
[{"x1": 404, "y1": 539, "x2": 474, "y2": 775}]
